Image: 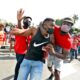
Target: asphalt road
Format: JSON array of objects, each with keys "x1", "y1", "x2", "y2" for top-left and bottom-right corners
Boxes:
[{"x1": 0, "y1": 52, "x2": 80, "y2": 80}]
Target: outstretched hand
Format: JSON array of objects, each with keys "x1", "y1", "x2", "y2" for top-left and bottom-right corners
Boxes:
[{"x1": 17, "y1": 8, "x2": 24, "y2": 21}]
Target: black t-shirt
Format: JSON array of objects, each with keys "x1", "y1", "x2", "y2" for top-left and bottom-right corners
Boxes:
[{"x1": 25, "y1": 28, "x2": 50, "y2": 63}]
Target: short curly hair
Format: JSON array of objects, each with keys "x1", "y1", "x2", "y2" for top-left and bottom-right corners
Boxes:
[{"x1": 23, "y1": 16, "x2": 32, "y2": 21}]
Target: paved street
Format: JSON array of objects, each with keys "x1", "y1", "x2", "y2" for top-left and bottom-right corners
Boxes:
[{"x1": 0, "y1": 52, "x2": 80, "y2": 80}]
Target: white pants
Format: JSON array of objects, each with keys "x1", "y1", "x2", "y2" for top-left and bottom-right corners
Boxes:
[{"x1": 47, "y1": 54, "x2": 63, "y2": 71}]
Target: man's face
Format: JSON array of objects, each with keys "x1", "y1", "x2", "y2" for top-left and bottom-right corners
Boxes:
[
  {"x1": 63, "y1": 21, "x2": 72, "y2": 28},
  {"x1": 23, "y1": 18, "x2": 32, "y2": 28},
  {"x1": 61, "y1": 21, "x2": 72, "y2": 33},
  {"x1": 43, "y1": 21, "x2": 54, "y2": 34}
]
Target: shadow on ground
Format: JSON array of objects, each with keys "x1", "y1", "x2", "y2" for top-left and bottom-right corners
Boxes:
[{"x1": 2, "y1": 75, "x2": 14, "y2": 80}]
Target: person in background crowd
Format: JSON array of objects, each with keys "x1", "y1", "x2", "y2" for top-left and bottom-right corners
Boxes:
[
  {"x1": 70, "y1": 34, "x2": 79, "y2": 61},
  {"x1": 0, "y1": 21, "x2": 6, "y2": 46}
]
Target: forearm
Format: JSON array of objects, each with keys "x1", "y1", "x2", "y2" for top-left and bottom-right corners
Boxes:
[
  {"x1": 17, "y1": 20, "x2": 22, "y2": 29},
  {"x1": 52, "y1": 52, "x2": 66, "y2": 60},
  {"x1": 48, "y1": 45, "x2": 69, "y2": 60},
  {"x1": 10, "y1": 28, "x2": 27, "y2": 36},
  {"x1": 10, "y1": 41, "x2": 12, "y2": 52}
]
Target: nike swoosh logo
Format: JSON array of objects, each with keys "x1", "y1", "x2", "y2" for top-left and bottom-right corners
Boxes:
[{"x1": 33, "y1": 41, "x2": 48, "y2": 47}]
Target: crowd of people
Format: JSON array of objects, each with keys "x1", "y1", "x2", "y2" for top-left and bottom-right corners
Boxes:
[
  {"x1": 0, "y1": 9, "x2": 80, "y2": 80},
  {"x1": 70, "y1": 32, "x2": 80, "y2": 62}
]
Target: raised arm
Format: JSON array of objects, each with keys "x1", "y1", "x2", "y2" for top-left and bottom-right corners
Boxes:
[{"x1": 17, "y1": 8, "x2": 24, "y2": 29}]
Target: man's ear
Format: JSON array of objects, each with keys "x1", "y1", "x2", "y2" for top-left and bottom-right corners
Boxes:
[{"x1": 40, "y1": 24, "x2": 47, "y2": 35}]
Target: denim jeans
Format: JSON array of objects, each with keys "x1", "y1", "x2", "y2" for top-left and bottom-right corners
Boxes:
[
  {"x1": 17, "y1": 59, "x2": 43, "y2": 80},
  {"x1": 70, "y1": 49, "x2": 78, "y2": 59},
  {"x1": 14, "y1": 53, "x2": 25, "y2": 80}
]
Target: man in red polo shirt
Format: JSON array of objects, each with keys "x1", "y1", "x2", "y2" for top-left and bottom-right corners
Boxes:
[
  {"x1": 70, "y1": 34, "x2": 78, "y2": 61},
  {"x1": 11, "y1": 9, "x2": 32, "y2": 80},
  {"x1": 46, "y1": 17, "x2": 74, "y2": 80}
]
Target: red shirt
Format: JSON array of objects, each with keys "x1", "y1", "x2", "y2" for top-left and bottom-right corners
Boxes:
[
  {"x1": 26, "y1": 35, "x2": 32, "y2": 49},
  {"x1": 54, "y1": 25, "x2": 72, "y2": 50},
  {"x1": 14, "y1": 35, "x2": 32, "y2": 54},
  {"x1": 14, "y1": 25, "x2": 32, "y2": 54},
  {"x1": 71, "y1": 36, "x2": 78, "y2": 50},
  {"x1": 0, "y1": 31, "x2": 6, "y2": 45}
]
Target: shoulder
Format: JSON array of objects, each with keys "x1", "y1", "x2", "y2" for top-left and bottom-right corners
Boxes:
[
  {"x1": 54, "y1": 25, "x2": 60, "y2": 29},
  {"x1": 30, "y1": 27, "x2": 37, "y2": 32},
  {"x1": 28, "y1": 26, "x2": 38, "y2": 36},
  {"x1": 54, "y1": 25, "x2": 60, "y2": 33}
]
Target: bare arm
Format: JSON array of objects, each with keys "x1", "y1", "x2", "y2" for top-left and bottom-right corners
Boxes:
[
  {"x1": 9, "y1": 34, "x2": 13, "y2": 52},
  {"x1": 10, "y1": 28, "x2": 26, "y2": 35},
  {"x1": 9, "y1": 37, "x2": 12, "y2": 52},
  {"x1": 46, "y1": 44, "x2": 70, "y2": 60},
  {"x1": 50, "y1": 34, "x2": 55, "y2": 45},
  {"x1": 17, "y1": 21, "x2": 22, "y2": 29},
  {"x1": 10, "y1": 27, "x2": 37, "y2": 37},
  {"x1": 53, "y1": 48, "x2": 70, "y2": 59}
]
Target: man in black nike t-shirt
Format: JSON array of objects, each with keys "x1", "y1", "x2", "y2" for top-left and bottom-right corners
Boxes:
[{"x1": 11, "y1": 16, "x2": 54, "y2": 80}]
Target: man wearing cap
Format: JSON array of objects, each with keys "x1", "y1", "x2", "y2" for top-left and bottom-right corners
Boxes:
[{"x1": 46, "y1": 17, "x2": 74, "y2": 80}]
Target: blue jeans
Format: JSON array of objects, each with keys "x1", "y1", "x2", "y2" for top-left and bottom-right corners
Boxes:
[
  {"x1": 70, "y1": 49, "x2": 78, "y2": 59},
  {"x1": 17, "y1": 59, "x2": 43, "y2": 80}
]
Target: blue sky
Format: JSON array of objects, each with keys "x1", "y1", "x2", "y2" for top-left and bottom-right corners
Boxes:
[{"x1": 0, "y1": 0, "x2": 80, "y2": 28}]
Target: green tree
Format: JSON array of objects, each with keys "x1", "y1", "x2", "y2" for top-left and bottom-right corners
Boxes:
[
  {"x1": 55, "y1": 19, "x2": 62, "y2": 26},
  {"x1": 72, "y1": 14, "x2": 79, "y2": 23}
]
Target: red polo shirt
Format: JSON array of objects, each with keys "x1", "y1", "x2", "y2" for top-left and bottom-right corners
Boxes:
[
  {"x1": 54, "y1": 25, "x2": 72, "y2": 50},
  {"x1": 14, "y1": 35, "x2": 32, "y2": 54}
]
